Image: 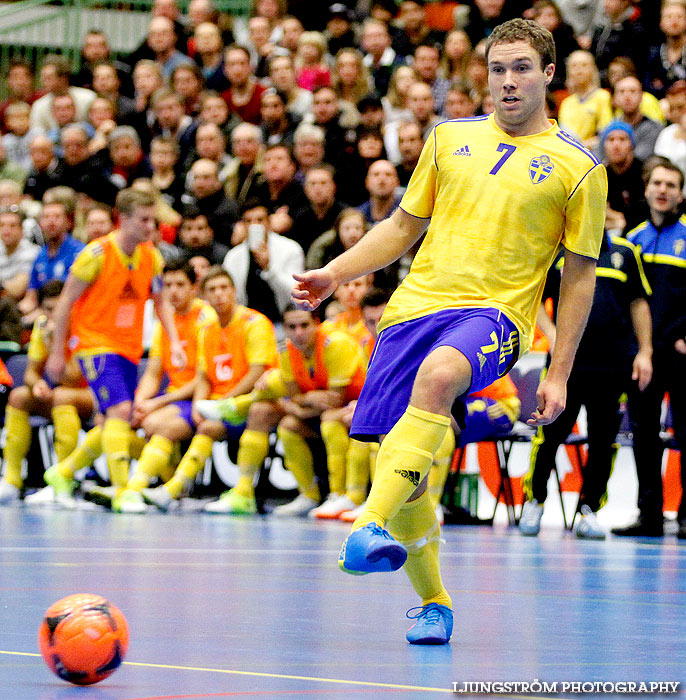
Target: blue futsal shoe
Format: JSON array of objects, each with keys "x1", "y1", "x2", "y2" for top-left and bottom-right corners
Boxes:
[
  {"x1": 338, "y1": 523, "x2": 407, "y2": 575},
  {"x1": 406, "y1": 603, "x2": 453, "y2": 645}
]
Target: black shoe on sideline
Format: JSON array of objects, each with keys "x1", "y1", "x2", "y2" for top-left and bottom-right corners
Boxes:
[{"x1": 611, "y1": 518, "x2": 664, "y2": 537}]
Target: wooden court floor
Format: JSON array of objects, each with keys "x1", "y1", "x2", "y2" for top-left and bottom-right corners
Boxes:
[{"x1": 1, "y1": 505, "x2": 685, "y2": 700}]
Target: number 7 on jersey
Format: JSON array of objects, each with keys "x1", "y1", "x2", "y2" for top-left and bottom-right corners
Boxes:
[{"x1": 489, "y1": 143, "x2": 517, "y2": 175}]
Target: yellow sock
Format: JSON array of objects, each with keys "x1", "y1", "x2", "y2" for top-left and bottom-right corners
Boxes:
[
  {"x1": 57, "y1": 426, "x2": 102, "y2": 478},
  {"x1": 128, "y1": 435, "x2": 174, "y2": 491},
  {"x1": 388, "y1": 490, "x2": 452, "y2": 608},
  {"x1": 369, "y1": 441, "x2": 378, "y2": 482},
  {"x1": 320, "y1": 420, "x2": 348, "y2": 495},
  {"x1": 277, "y1": 426, "x2": 319, "y2": 501},
  {"x1": 429, "y1": 427, "x2": 455, "y2": 507},
  {"x1": 51, "y1": 405, "x2": 81, "y2": 462},
  {"x1": 129, "y1": 431, "x2": 147, "y2": 461},
  {"x1": 235, "y1": 429, "x2": 269, "y2": 498},
  {"x1": 165, "y1": 434, "x2": 214, "y2": 499},
  {"x1": 2, "y1": 406, "x2": 31, "y2": 488},
  {"x1": 101, "y1": 418, "x2": 131, "y2": 488},
  {"x1": 352, "y1": 405, "x2": 450, "y2": 531},
  {"x1": 345, "y1": 439, "x2": 370, "y2": 505}
]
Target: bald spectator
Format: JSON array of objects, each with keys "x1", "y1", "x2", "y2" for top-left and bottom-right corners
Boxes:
[
  {"x1": 395, "y1": 120, "x2": 423, "y2": 186},
  {"x1": 291, "y1": 164, "x2": 346, "y2": 254},
  {"x1": 357, "y1": 159, "x2": 401, "y2": 225},
  {"x1": 609, "y1": 76, "x2": 662, "y2": 162},
  {"x1": 361, "y1": 18, "x2": 404, "y2": 97},
  {"x1": 183, "y1": 158, "x2": 239, "y2": 245},
  {"x1": 30, "y1": 55, "x2": 96, "y2": 133},
  {"x1": 221, "y1": 45, "x2": 267, "y2": 125},
  {"x1": 23, "y1": 136, "x2": 62, "y2": 202},
  {"x1": 224, "y1": 121, "x2": 264, "y2": 206}
]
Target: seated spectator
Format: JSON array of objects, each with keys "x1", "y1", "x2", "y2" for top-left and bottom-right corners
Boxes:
[
  {"x1": 146, "y1": 16, "x2": 194, "y2": 81},
  {"x1": 381, "y1": 64, "x2": 416, "y2": 123},
  {"x1": 0, "y1": 139, "x2": 26, "y2": 188},
  {"x1": 126, "y1": 0, "x2": 190, "y2": 69},
  {"x1": 24, "y1": 135, "x2": 63, "y2": 202},
  {"x1": 185, "y1": 122, "x2": 232, "y2": 186},
  {"x1": 558, "y1": 50, "x2": 612, "y2": 147},
  {"x1": 254, "y1": 143, "x2": 308, "y2": 233},
  {"x1": 177, "y1": 205, "x2": 229, "y2": 265},
  {"x1": 295, "y1": 32, "x2": 331, "y2": 91},
  {"x1": 73, "y1": 29, "x2": 133, "y2": 97},
  {"x1": 130, "y1": 178, "x2": 182, "y2": 249},
  {"x1": 326, "y1": 4, "x2": 357, "y2": 56},
  {"x1": 260, "y1": 88, "x2": 301, "y2": 148},
  {"x1": 291, "y1": 164, "x2": 346, "y2": 254},
  {"x1": 393, "y1": 0, "x2": 445, "y2": 58},
  {"x1": 0, "y1": 205, "x2": 39, "y2": 301},
  {"x1": 607, "y1": 56, "x2": 665, "y2": 125},
  {"x1": 601, "y1": 121, "x2": 648, "y2": 234},
  {"x1": 306, "y1": 206, "x2": 367, "y2": 271},
  {"x1": 339, "y1": 126, "x2": 388, "y2": 206},
  {"x1": 149, "y1": 135, "x2": 185, "y2": 212},
  {"x1": 361, "y1": 18, "x2": 405, "y2": 97},
  {"x1": 221, "y1": 44, "x2": 268, "y2": 125},
  {"x1": 443, "y1": 82, "x2": 477, "y2": 120},
  {"x1": 183, "y1": 158, "x2": 239, "y2": 245},
  {"x1": 91, "y1": 62, "x2": 136, "y2": 124},
  {"x1": 225, "y1": 122, "x2": 264, "y2": 209},
  {"x1": 85, "y1": 97, "x2": 118, "y2": 156},
  {"x1": 247, "y1": 14, "x2": 276, "y2": 79},
  {"x1": 193, "y1": 22, "x2": 225, "y2": 84},
  {"x1": 268, "y1": 54, "x2": 313, "y2": 118},
  {"x1": 172, "y1": 63, "x2": 205, "y2": 117},
  {"x1": 654, "y1": 82, "x2": 686, "y2": 191},
  {"x1": 198, "y1": 90, "x2": 241, "y2": 138},
  {"x1": 357, "y1": 159, "x2": 401, "y2": 226},
  {"x1": 279, "y1": 15, "x2": 304, "y2": 56},
  {"x1": 307, "y1": 85, "x2": 359, "y2": 171},
  {"x1": 151, "y1": 88, "x2": 198, "y2": 165},
  {"x1": 30, "y1": 55, "x2": 96, "y2": 133},
  {"x1": 439, "y1": 29, "x2": 472, "y2": 84},
  {"x1": 412, "y1": 42, "x2": 451, "y2": 116},
  {"x1": 332, "y1": 48, "x2": 373, "y2": 111},
  {"x1": 0, "y1": 58, "x2": 40, "y2": 134},
  {"x1": 293, "y1": 122, "x2": 325, "y2": 184},
  {"x1": 18, "y1": 195, "x2": 85, "y2": 323},
  {"x1": 0, "y1": 280, "x2": 94, "y2": 504},
  {"x1": 106, "y1": 126, "x2": 153, "y2": 190},
  {"x1": 646, "y1": 0, "x2": 686, "y2": 100},
  {"x1": 82, "y1": 203, "x2": 113, "y2": 243},
  {"x1": 2, "y1": 102, "x2": 39, "y2": 173},
  {"x1": 223, "y1": 199, "x2": 305, "y2": 323},
  {"x1": 130, "y1": 59, "x2": 165, "y2": 150},
  {"x1": 357, "y1": 93, "x2": 385, "y2": 131},
  {"x1": 395, "y1": 120, "x2": 423, "y2": 187},
  {"x1": 46, "y1": 93, "x2": 84, "y2": 151}
]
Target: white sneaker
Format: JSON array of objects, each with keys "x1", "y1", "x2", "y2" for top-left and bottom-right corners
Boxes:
[
  {"x1": 24, "y1": 485, "x2": 76, "y2": 509},
  {"x1": 576, "y1": 505, "x2": 606, "y2": 540},
  {"x1": 310, "y1": 493, "x2": 358, "y2": 520},
  {"x1": 0, "y1": 479, "x2": 20, "y2": 503},
  {"x1": 519, "y1": 500, "x2": 543, "y2": 536},
  {"x1": 272, "y1": 494, "x2": 319, "y2": 517},
  {"x1": 340, "y1": 501, "x2": 366, "y2": 523},
  {"x1": 142, "y1": 485, "x2": 174, "y2": 511}
]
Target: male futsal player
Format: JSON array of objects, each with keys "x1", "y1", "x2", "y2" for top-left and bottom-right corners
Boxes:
[{"x1": 292, "y1": 19, "x2": 608, "y2": 645}]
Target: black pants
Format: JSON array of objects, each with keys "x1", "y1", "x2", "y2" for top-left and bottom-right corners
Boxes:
[
  {"x1": 627, "y1": 346, "x2": 686, "y2": 523},
  {"x1": 528, "y1": 366, "x2": 627, "y2": 513}
]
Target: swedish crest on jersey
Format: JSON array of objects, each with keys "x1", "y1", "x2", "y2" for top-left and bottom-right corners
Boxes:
[{"x1": 529, "y1": 155, "x2": 554, "y2": 184}]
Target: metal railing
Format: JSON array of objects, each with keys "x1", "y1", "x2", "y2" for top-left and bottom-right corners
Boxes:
[{"x1": 0, "y1": 0, "x2": 251, "y2": 99}]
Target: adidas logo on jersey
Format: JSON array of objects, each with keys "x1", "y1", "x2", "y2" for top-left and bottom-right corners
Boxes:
[
  {"x1": 394, "y1": 469, "x2": 420, "y2": 486},
  {"x1": 452, "y1": 146, "x2": 471, "y2": 156}
]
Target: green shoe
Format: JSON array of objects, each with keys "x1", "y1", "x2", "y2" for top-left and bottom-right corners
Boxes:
[
  {"x1": 203, "y1": 488, "x2": 257, "y2": 514},
  {"x1": 113, "y1": 489, "x2": 147, "y2": 514},
  {"x1": 44, "y1": 465, "x2": 75, "y2": 497},
  {"x1": 195, "y1": 398, "x2": 247, "y2": 425}
]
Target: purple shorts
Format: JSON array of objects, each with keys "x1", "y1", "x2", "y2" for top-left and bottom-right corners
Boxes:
[
  {"x1": 78, "y1": 354, "x2": 138, "y2": 413},
  {"x1": 174, "y1": 399, "x2": 245, "y2": 440},
  {"x1": 351, "y1": 307, "x2": 519, "y2": 439}
]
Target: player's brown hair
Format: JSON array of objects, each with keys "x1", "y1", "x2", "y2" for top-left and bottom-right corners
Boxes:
[{"x1": 485, "y1": 18, "x2": 556, "y2": 70}]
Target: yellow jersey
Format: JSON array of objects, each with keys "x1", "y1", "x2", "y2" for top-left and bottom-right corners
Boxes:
[
  {"x1": 558, "y1": 88, "x2": 613, "y2": 140},
  {"x1": 384, "y1": 114, "x2": 607, "y2": 353}
]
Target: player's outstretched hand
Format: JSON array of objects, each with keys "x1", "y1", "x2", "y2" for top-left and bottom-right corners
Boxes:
[
  {"x1": 527, "y1": 375, "x2": 566, "y2": 427},
  {"x1": 292, "y1": 269, "x2": 337, "y2": 310}
]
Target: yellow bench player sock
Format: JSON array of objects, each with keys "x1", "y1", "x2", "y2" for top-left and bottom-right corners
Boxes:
[
  {"x1": 320, "y1": 420, "x2": 349, "y2": 496},
  {"x1": 2, "y1": 406, "x2": 31, "y2": 488},
  {"x1": 102, "y1": 418, "x2": 131, "y2": 488},
  {"x1": 277, "y1": 426, "x2": 320, "y2": 501},
  {"x1": 165, "y1": 434, "x2": 214, "y2": 499},
  {"x1": 57, "y1": 426, "x2": 102, "y2": 478},
  {"x1": 129, "y1": 431, "x2": 147, "y2": 461},
  {"x1": 51, "y1": 405, "x2": 81, "y2": 463},
  {"x1": 429, "y1": 428, "x2": 455, "y2": 507},
  {"x1": 388, "y1": 490, "x2": 452, "y2": 609},
  {"x1": 127, "y1": 435, "x2": 174, "y2": 491},
  {"x1": 234, "y1": 430, "x2": 269, "y2": 498},
  {"x1": 345, "y1": 439, "x2": 370, "y2": 506},
  {"x1": 352, "y1": 405, "x2": 450, "y2": 531}
]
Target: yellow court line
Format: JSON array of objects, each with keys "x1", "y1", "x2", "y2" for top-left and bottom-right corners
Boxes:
[{"x1": 0, "y1": 650, "x2": 450, "y2": 694}]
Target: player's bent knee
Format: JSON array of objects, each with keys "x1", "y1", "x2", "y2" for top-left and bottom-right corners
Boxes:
[
  {"x1": 278, "y1": 414, "x2": 305, "y2": 434},
  {"x1": 197, "y1": 420, "x2": 226, "y2": 441},
  {"x1": 248, "y1": 400, "x2": 282, "y2": 430},
  {"x1": 8, "y1": 385, "x2": 31, "y2": 408}
]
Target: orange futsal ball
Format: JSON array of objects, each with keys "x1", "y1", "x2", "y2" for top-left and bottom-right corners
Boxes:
[{"x1": 38, "y1": 593, "x2": 129, "y2": 685}]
